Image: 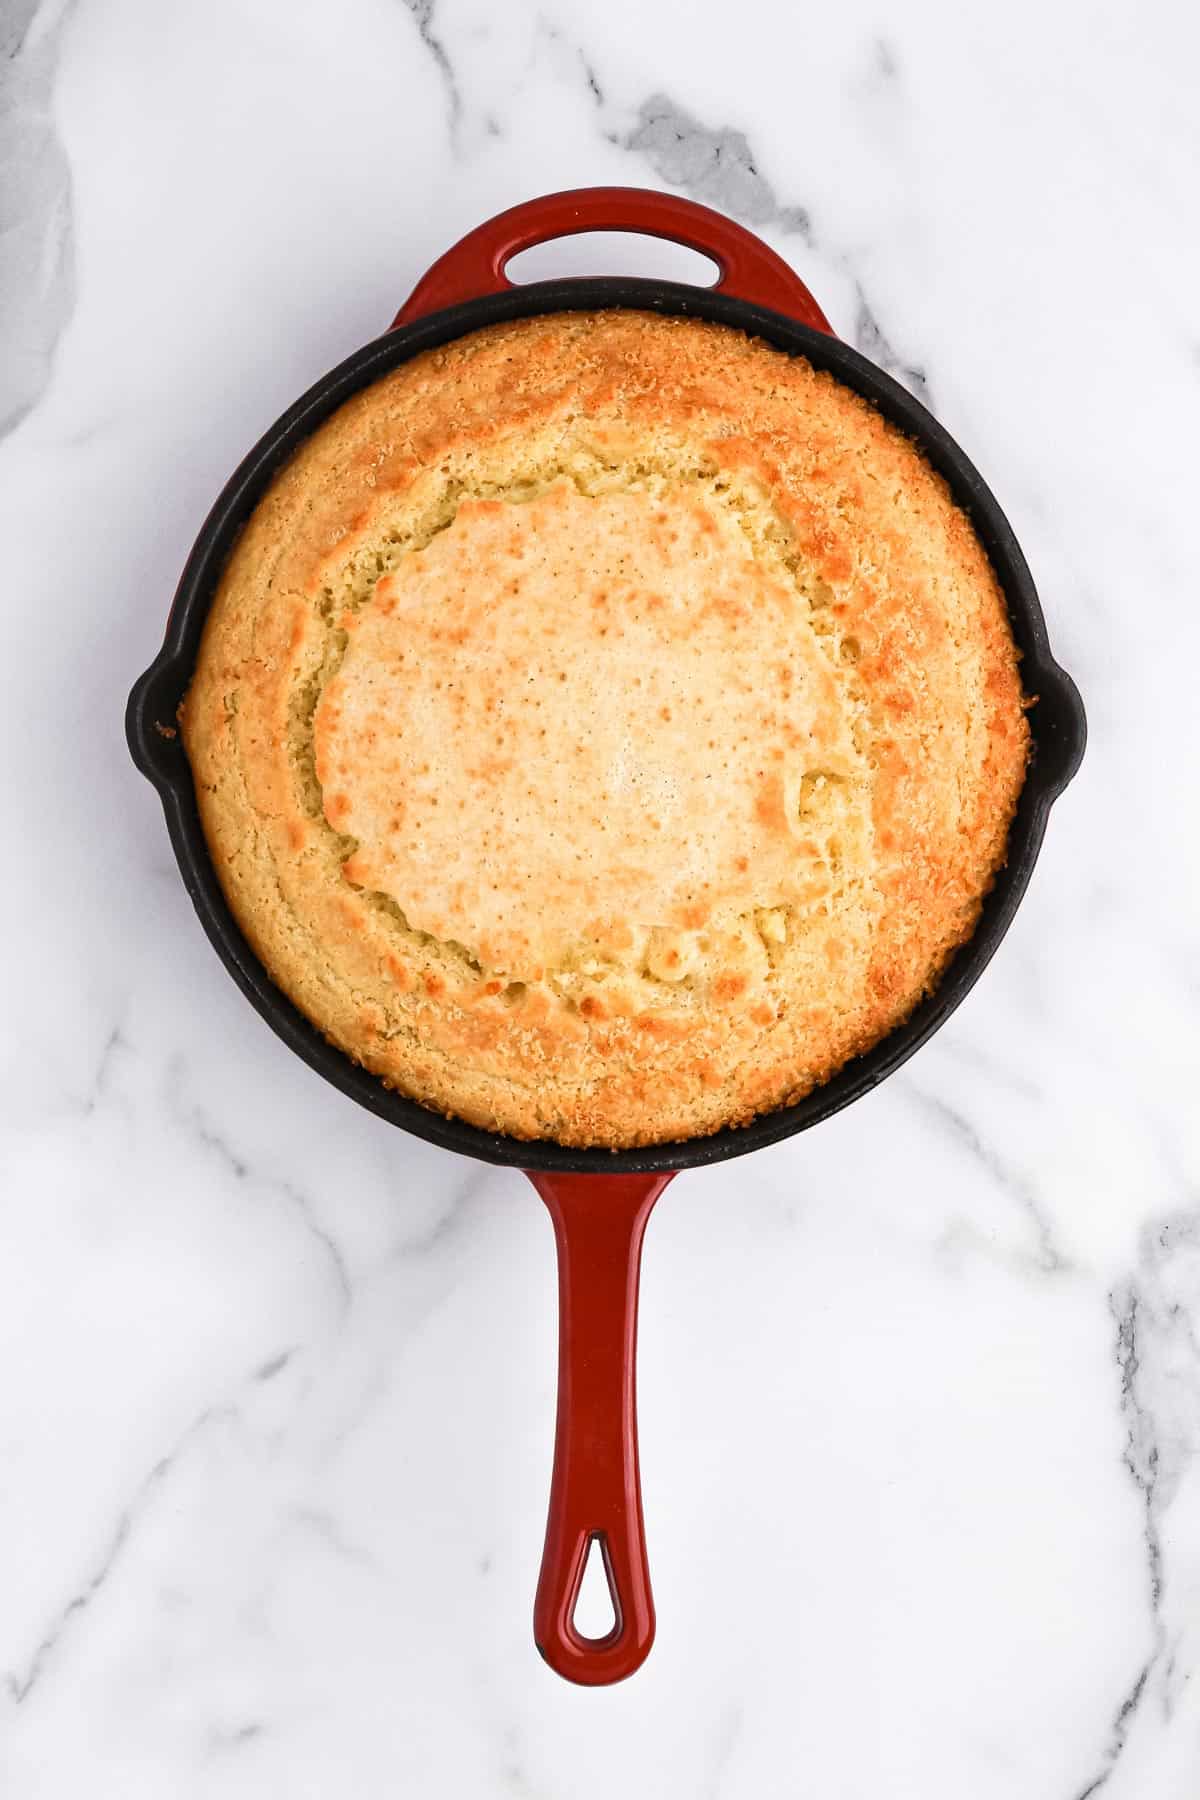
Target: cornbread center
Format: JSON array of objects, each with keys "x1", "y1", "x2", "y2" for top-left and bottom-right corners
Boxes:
[
  {"x1": 313, "y1": 479, "x2": 866, "y2": 983},
  {"x1": 182, "y1": 310, "x2": 1029, "y2": 1147}
]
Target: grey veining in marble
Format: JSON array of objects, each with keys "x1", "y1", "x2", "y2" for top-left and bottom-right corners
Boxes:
[
  {"x1": 626, "y1": 94, "x2": 814, "y2": 236},
  {"x1": 0, "y1": 0, "x2": 74, "y2": 434},
  {"x1": 622, "y1": 90, "x2": 932, "y2": 401},
  {"x1": 399, "y1": 0, "x2": 461, "y2": 136}
]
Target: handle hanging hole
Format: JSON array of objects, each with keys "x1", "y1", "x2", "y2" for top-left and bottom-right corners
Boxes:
[{"x1": 571, "y1": 1534, "x2": 620, "y2": 1642}]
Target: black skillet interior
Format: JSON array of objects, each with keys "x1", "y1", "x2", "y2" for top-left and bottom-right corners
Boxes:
[{"x1": 127, "y1": 278, "x2": 1087, "y2": 1174}]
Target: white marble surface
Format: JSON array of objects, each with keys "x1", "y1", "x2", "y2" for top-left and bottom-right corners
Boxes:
[{"x1": 1, "y1": 0, "x2": 1198, "y2": 1791}]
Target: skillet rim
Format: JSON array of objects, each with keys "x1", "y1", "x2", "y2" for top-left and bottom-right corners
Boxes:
[{"x1": 126, "y1": 278, "x2": 1086, "y2": 1173}]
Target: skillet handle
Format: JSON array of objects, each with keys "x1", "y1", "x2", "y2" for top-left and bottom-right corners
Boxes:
[
  {"x1": 525, "y1": 1168, "x2": 676, "y2": 1684},
  {"x1": 392, "y1": 186, "x2": 833, "y2": 333}
]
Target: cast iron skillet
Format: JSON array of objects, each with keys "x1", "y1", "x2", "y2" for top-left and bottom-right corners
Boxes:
[{"x1": 127, "y1": 187, "x2": 1086, "y2": 1685}]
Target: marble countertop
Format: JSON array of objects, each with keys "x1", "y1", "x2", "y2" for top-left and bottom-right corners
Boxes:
[{"x1": 2, "y1": 0, "x2": 1198, "y2": 1792}]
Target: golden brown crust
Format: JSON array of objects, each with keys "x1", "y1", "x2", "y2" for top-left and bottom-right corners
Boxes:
[{"x1": 182, "y1": 312, "x2": 1028, "y2": 1147}]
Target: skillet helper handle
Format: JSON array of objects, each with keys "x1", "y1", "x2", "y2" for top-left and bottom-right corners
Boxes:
[
  {"x1": 392, "y1": 186, "x2": 834, "y2": 333},
  {"x1": 525, "y1": 1169, "x2": 676, "y2": 1684}
]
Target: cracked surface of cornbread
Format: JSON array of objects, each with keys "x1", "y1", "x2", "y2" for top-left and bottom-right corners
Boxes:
[{"x1": 182, "y1": 311, "x2": 1028, "y2": 1146}]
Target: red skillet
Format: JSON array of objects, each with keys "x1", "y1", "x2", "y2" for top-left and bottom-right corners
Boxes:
[{"x1": 127, "y1": 187, "x2": 1085, "y2": 1684}]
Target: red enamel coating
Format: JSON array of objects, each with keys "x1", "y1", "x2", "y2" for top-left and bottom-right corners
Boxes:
[
  {"x1": 527, "y1": 1171, "x2": 675, "y2": 1684},
  {"x1": 392, "y1": 187, "x2": 832, "y2": 1685},
  {"x1": 392, "y1": 185, "x2": 834, "y2": 333}
]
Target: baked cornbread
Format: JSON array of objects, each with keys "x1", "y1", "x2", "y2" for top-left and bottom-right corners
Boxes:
[{"x1": 183, "y1": 311, "x2": 1028, "y2": 1147}]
